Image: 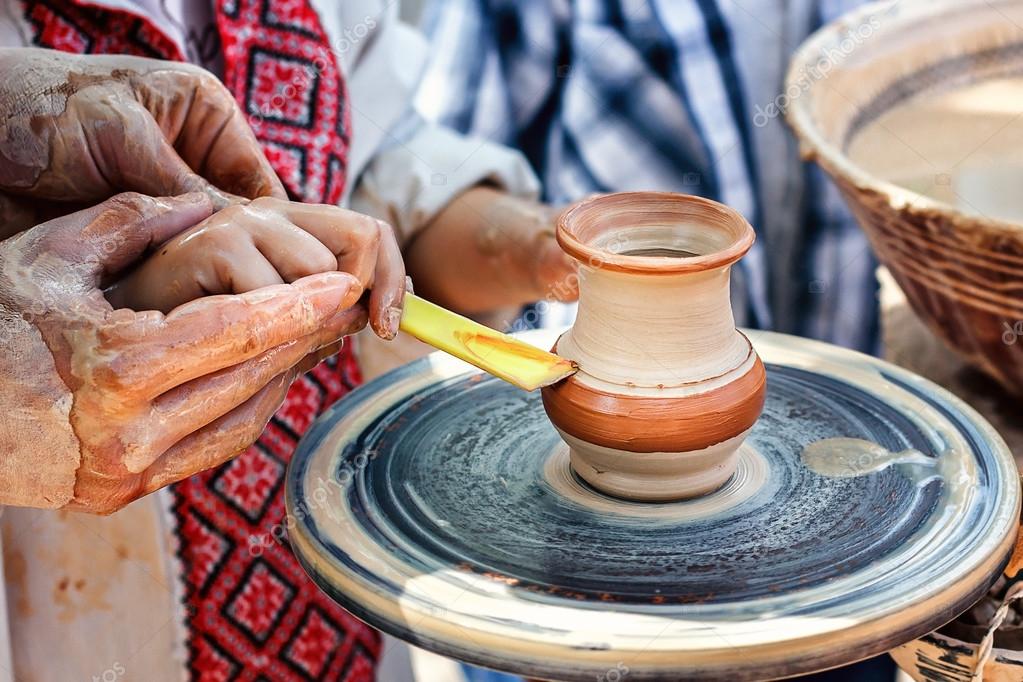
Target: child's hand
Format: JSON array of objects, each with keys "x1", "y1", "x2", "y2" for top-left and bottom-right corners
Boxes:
[
  {"x1": 107, "y1": 197, "x2": 406, "y2": 339},
  {"x1": 405, "y1": 187, "x2": 577, "y2": 313}
]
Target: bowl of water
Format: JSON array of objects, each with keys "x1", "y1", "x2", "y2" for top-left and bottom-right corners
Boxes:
[{"x1": 787, "y1": 0, "x2": 1023, "y2": 395}]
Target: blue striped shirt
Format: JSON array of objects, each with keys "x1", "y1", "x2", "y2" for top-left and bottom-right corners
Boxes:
[{"x1": 414, "y1": 0, "x2": 881, "y2": 353}]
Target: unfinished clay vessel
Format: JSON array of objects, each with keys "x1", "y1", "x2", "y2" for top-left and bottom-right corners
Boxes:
[{"x1": 541, "y1": 192, "x2": 766, "y2": 501}]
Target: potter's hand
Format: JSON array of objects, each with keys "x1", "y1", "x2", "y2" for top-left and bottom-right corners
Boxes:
[
  {"x1": 0, "y1": 48, "x2": 285, "y2": 210},
  {"x1": 405, "y1": 187, "x2": 578, "y2": 313},
  {"x1": 0, "y1": 192, "x2": 364, "y2": 513},
  {"x1": 107, "y1": 197, "x2": 406, "y2": 339}
]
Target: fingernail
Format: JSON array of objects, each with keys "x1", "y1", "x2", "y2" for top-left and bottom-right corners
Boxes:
[
  {"x1": 404, "y1": 276, "x2": 414, "y2": 295},
  {"x1": 386, "y1": 305, "x2": 402, "y2": 338}
]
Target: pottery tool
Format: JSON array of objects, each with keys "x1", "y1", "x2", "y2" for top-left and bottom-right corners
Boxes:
[{"x1": 398, "y1": 293, "x2": 576, "y2": 391}]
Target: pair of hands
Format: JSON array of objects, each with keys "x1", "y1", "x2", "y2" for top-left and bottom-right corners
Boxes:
[
  {"x1": 0, "y1": 48, "x2": 403, "y2": 332},
  {"x1": 0, "y1": 50, "x2": 406, "y2": 512},
  {"x1": 0, "y1": 49, "x2": 575, "y2": 513}
]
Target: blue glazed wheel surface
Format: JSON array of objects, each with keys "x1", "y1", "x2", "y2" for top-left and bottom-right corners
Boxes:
[{"x1": 287, "y1": 330, "x2": 1019, "y2": 681}]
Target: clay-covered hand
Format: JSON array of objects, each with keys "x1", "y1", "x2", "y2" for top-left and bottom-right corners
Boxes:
[
  {"x1": 107, "y1": 197, "x2": 406, "y2": 339},
  {"x1": 0, "y1": 192, "x2": 365, "y2": 513},
  {"x1": 0, "y1": 47, "x2": 285, "y2": 209},
  {"x1": 405, "y1": 187, "x2": 578, "y2": 313}
]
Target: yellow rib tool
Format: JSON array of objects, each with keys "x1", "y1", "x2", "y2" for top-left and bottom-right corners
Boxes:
[{"x1": 398, "y1": 294, "x2": 577, "y2": 391}]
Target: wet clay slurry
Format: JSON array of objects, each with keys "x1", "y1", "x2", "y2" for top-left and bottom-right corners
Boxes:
[
  {"x1": 801, "y1": 438, "x2": 934, "y2": 479},
  {"x1": 541, "y1": 192, "x2": 766, "y2": 501},
  {"x1": 454, "y1": 330, "x2": 574, "y2": 366}
]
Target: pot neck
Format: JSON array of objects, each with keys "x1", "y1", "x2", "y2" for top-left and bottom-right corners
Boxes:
[{"x1": 561, "y1": 263, "x2": 748, "y2": 388}]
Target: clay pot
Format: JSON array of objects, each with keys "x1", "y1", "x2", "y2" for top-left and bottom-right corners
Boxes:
[
  {"x1": 540, "y1": 192, "x2": 766, "y2": 501},
  {"x1": 786, "y1": 0, "x2": 1023, "y2": 396}
]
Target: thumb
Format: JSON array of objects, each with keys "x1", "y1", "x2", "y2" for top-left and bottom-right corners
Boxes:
[
  {"x1": 174, "y1": 104, "x2": 287, "y2": 202},
  {"x1": 107, "y1": 100, "x2": 241, "y2": 209},
  {"x1": 131, "y1": 69, "x2": 287, "y2": 202},
  {"x1": 42, "y1": 192, "x2": 213, "y2": 278}
]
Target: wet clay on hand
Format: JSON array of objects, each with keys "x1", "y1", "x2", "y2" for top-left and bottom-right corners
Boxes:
[
  {"x1": 0, "y1": 47, "x2": 285, "y2": 209},
  {"x1": 0, "y1": 192, "x2": 367, "y2": 513},
  {"x1": 107, "y1": 196, "x2": 407, "y2": 340}
]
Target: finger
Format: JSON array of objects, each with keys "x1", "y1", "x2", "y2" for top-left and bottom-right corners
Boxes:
[
  {"x1": 63, "y1": 458, "x2": 148, "y2": 515},
  {"x1": 250, "y1": 199, "x2": 406, "y2": 337},
  {"x1": 248, "y1": 217, "x2": 339, "y2": 282},
  {"x1": 367, "y1": 220, "x2": 406, "y2": 340},
  {"x1": 95, "y1": 97, "x2": 240, "y2": 209},
  {"x1": 108, "y1": 236, "x2": 285, "y2": 313},
  {"x1": 258, "y1": 199, "x2": 382, "y2": 286},
  {"x1": 124, "y1": 305, "x2": 366, "y2": 471},
  {"x1": 220, "y1": 243, "x2": 286, "y2": 293},
  {"x1": 297, "y1": 339, "x2": 345, "y2": 372},
  {"x1": 137, "y1": 68, "x2": 287, "y2": 200},
  {"x1": 139, "y1": 371, "x2": 295, "y2": 494},
  {"x1": 106, "y1": 271, "x2": 362, "y2": 398},
  {"x1": 38, "y1": 192, "x2": 213, "y2": 278}
]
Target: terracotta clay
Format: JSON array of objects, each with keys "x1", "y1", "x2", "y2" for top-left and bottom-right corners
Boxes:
[{"x1": 540, "y1": 192, "x2": 766, "y2": 500}]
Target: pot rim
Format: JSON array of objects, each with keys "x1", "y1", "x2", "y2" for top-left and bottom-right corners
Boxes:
[
  {"x1": 556, "y1": 191, "x2": 755, "y2": 275},
  {"x1": 784, "y1": 0, "x2": 1023, "y2": 237}
]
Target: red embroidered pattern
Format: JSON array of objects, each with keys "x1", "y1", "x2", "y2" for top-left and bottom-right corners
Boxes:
[
  {"x1": 216, "y1": 0, "x2": 352, "y2": 205},
  {"x1": 23, "y1": 1, "x2": 185, "y2": 58},
  {"x1": 23, "y1": 2, "x2": 375, "y2": 679},
  {"x1": 172, "y1": 351, "x2": 377, "y2": 682}
]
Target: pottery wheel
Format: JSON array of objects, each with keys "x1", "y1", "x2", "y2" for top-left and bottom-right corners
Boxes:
[{"x1": 286, "y1": 330, "x2": 1019, "y2": 681}]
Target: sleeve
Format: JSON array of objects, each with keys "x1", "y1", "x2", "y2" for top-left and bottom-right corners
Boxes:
[{"x1": 348, "y1": 108, "x2": 540, "y2": 246}]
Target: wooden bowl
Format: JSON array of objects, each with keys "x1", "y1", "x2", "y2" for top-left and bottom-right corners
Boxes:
[{"x1": 786, "y1": 0, "x2": 1023, "y2": 395}]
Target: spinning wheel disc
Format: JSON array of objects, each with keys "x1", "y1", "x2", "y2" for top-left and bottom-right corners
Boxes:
[{"x1": 286, "y1": 330, "x2": 1019, "y2": 681}]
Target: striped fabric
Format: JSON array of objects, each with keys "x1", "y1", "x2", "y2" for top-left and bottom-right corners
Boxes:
[{"x1": 414, "y1": 0, "x2": 882, "y2": 353}]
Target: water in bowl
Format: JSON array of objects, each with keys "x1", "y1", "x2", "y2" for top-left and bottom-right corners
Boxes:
[{"x1": 847, "y1": 77, "x2": 1023, "y2": 223}]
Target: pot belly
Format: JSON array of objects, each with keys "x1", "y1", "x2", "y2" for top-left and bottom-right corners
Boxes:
[{"x1": 540, "y1": 355, "x2": 766, "y2": 501}]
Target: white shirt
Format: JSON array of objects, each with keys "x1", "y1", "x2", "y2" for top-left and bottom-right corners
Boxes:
[{"x1": 0, "y1": 2, "x2": 537, "y2": 680}]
